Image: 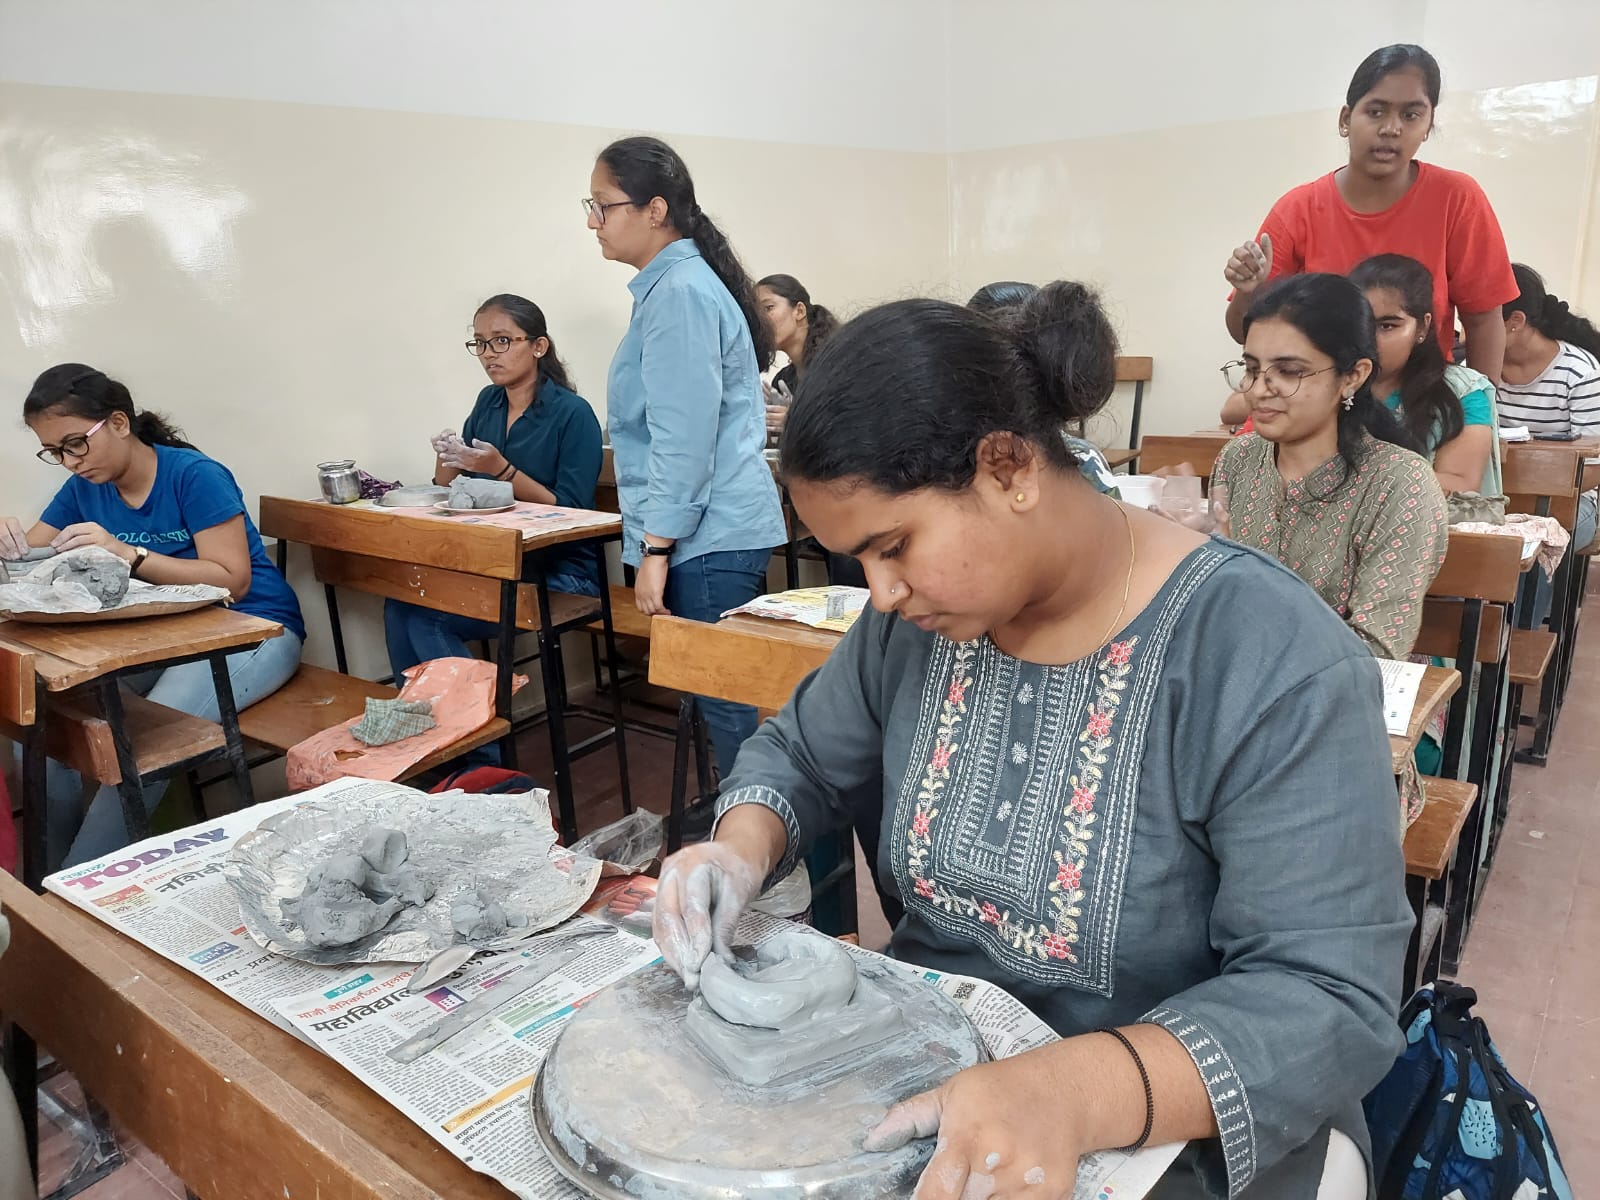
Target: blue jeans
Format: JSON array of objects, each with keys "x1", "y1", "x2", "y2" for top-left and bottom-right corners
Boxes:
[
  {"x1": 665, "y1": 548, "x2": 771, "y2": 782},
  {"x1": 1527, "y1": 493, "x2": 1597, "y2": 628},
  {"x1": 383, "y1": 569, "x2": 600, "y2": 677},
  {"x1": 46, "y1": 632, "x2": 305, "y2": 870}
]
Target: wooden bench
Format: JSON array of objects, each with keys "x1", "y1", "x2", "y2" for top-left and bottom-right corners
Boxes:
[
  {"x1": 583, "y1": 585, "x2": 652, "y2": 642},
  {"x1": 1508, "y1": 629, "x2": 1557, "y2": 688},
  {"x1": 1402, "y1": 776, "x2": 1477, "y2": 996}
]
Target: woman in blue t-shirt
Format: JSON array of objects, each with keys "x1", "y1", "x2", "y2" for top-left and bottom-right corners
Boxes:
[
  {"x1": 383, "y1": 294, "x2": 603, "y2": 680},
  {"x1": 0, "y1": 364, "x2": 305, "y2": 868}
]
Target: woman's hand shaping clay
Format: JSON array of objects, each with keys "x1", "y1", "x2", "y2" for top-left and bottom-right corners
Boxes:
[
  {"x1": 865, "y1": 1056, "x2": 1088, "y2": 1200},
  {"x1": 652, "y1": 841, "x2": 764, "y2": 991}
]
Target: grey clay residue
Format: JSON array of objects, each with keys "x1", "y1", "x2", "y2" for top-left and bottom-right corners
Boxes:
[
  {"x1": 292, "y1": 826, "x2": 434, "y2": 948},
  {"x1": 58, "y1": 556, "x2": 130, "y2": 607}
]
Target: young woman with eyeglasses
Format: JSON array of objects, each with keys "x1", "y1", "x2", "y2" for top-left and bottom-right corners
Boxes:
[
  {"x1": 586, "y1": 136, "x2": 785, "y2": 806},
  {"x1": 384, "y1": 294, "x2": 602, "y2": 681},
  {"x1": 1212, "y1": 275, "x2": 1446, "y2": 663},
  {"x1": 0, "y1": 364, "x2": 304, "y2": 868},
  {"x1": 1222, "y1": 44, "x2": 1516, "y2": 384}
]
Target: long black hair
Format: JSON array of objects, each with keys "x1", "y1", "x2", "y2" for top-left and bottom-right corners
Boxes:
[
  {"x1": 24, "y1": 364, "x2": 196, "y2": 451},
  {"x1": 1348, "y1": 254, "x2": 1462, "y2": 451},
  {"x1": 1346, "y1": 43, "x2": 1441, "y2": 113},
  {"x1": 1243, "y1": 274, "x2": 1418, "y2": 483},
  {"x1": 476, "y1": 293, "x2": 575, "y2": 393},
  {"x1": 781, "y1": 281, "x2": 1117, "y2": 492},
  {"x1": 1504, "y1": 264, "x2": 1600, "y2": 360},
  {"x1": 599, "y1": 136, "x2": 774, "y2": 370},
  {"x1": 755, "y1": 274, "x2": 838, "y2": 373}
]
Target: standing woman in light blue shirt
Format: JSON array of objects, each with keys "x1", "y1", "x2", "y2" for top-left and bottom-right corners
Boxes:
[{"x1": 586, "y1": 136, "x2": 786, "y2": 794}]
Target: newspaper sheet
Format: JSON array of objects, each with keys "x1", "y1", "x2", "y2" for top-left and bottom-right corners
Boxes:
[
  {"x1": 724, "y1": 585, "x2": 868, "y2": 633},
  {"x1": 47, "y1": 793, "x2": 1180, "y2": 1199}
]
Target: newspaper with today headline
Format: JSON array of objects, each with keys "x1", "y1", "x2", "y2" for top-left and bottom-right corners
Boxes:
[{"x1": 45, "y1": 776, "x2": 1181, "y2": 1199}]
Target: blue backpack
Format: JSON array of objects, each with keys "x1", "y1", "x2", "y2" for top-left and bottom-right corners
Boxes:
[{"x1": 1365, "y1": 982, "x2": 1572, "y2": 1200}]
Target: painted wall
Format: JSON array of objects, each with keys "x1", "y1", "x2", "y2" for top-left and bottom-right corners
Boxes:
[{"x1": 3, "y1": 0, "x2": 1599, "y2": 675}]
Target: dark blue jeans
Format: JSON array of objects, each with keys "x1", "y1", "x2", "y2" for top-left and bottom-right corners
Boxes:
[
  {"x1": 1526, "y1": 493, "x2": 1597, "y2": 628},
  {"x1": 665, "y1": 547, "x2": 771, "y2": 782}
]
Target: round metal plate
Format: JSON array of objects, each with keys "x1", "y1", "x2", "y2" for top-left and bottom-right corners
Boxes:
[{"x1": 533, "y1": 957, "x2": 984, "y2": 1199}]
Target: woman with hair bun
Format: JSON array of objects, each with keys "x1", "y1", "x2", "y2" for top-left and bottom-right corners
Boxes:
[
  {"x1": 652, "y1": 282, "x2": 1409, "y2": 1198},
  {"x1": 1, "y1": 364, "x2": 304, "y2": 868}
]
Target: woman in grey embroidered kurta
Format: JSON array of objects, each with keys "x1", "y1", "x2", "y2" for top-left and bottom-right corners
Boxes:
[{"x1": 654, "y1": 284, "x2": 1409, "y2": 1199}]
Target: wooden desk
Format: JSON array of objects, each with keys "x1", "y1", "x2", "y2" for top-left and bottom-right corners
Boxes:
[
  {"x1": 259, "y1": 497, "x2": 630, "y2": 841},
  {"x1": 1390, "y1": 666, "x2": 1461, "y2": 773},
  {"x1": 0, "y1": 607, "x2": 281, "y2": 890},
  {"x1": 652, "y1": 614, "x2": 1450, "y2": 778},
  {"x1": 0, "y1": 873, "x2": 514, "y2": 1200},
  {"x1": 1102, "y1": 448, "x2": 1141, "y2": 469}
]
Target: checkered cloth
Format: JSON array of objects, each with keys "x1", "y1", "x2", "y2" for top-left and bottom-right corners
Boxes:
[{"x1": 350, "y1": 698, "x2": 437, "y2": 746}]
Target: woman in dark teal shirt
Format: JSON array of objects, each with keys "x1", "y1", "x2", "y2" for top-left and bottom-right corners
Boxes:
[{"x1": 384, "y1": 295, "x2": 603, "y2": 677}]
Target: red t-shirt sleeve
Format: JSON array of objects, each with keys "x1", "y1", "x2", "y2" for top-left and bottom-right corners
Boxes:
[
  {"x1": 1260, "y1": 186, "x2": 1308, "y2": 282},
  {"x1": 1443, "y1": 174, "x2": 1516, "y2": 316}
]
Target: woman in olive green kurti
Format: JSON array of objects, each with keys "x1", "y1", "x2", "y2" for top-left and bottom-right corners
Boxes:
[{"x1": 1213, "y1": 275, "x2": 1448, "y2": 823}]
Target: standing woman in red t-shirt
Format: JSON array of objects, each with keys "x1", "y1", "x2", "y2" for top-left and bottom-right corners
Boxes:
[{"x1": 1222, "y1": 44, "x2": 1516, "y2": 384}]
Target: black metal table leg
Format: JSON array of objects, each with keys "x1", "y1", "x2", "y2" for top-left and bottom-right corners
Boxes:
[
  {"x1": 596, "y1": 580, "x2": 633, "y2": 815},
  {"x1": 667, "y1": 696, "x2": 696, "y2": 854},
  {"x1": 533, "y1": 580, "x2": 576, "y2": 841},
  {"x1": 495, "y1": 579, "x2": 519, "y2": 771},
  {"x1": 207, "y1": 654, "x2": 256, "y2": 807},
  {"x1": 96, "y1": 680, "x2": 149, "y2": 846},
  {"x1": 323, "y1": 583, "x2": 348, "y2": 677}
]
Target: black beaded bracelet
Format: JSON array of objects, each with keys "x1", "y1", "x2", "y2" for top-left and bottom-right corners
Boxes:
[{"x1": 1097, "y1": 1026, "x2": 1154, "y2": 1153}]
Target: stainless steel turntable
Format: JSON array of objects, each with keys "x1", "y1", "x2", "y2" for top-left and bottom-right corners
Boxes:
[{"x1": 533, "y1": 952, "x2": 984, "y2": 1199}]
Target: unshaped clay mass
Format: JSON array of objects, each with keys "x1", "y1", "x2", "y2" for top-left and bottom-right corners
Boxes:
[
  {"x1": 57, "y1": 556, "x2": 131, "y2": 608},
  {"x1": 294, "y1": 827, "x2": 433, "y2": 948},
  {"x1": 451, "y1": 887, "x2": 528, "y2": 940}
]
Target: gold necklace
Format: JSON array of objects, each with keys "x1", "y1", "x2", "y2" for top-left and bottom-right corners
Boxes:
[{"x1": 1097, "y1": 501, "x2": 1137, "y2": 651}]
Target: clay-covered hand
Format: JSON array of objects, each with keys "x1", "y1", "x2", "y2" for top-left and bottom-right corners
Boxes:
[
  {"x1": 50, "y1": 523, "x2": 131, "y2": 559},
  {"x1": 1223, "y1": 233, "x2": 1273, "y2": 294},
  {"x1": 864, "y1": 1057, "x2": 1088, "y2": 1199},
  {"x1": 652, "y1": 841, "x2": 765, "y2": 990},
  {"x1": 430, "y1": 429, "x2": 466, "y2": 457},
  {"x1": 439, "y1": 438, "x2": 507, "y2": 476},
  {"x1": 0, "y1": 518, "x2": 30, "y2": 561}
]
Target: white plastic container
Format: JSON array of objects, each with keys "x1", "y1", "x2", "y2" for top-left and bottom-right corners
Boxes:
[
  {"x1": 1116, "y1": 474, "x2": 1166, "y2": 509},
  {"x1": 747, "y1": 861, "x2": 813, "y2": 926}
]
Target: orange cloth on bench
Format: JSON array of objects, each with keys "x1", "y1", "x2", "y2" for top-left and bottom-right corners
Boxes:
[{"x1": 286, "y1": 657, "x2": 523, "y2": 791}]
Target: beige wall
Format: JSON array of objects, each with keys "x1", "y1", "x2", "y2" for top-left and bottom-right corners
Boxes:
[
  {"x1": 0, "y1": 81, "x2": 947, "y2": 675},
  {"x1": 5, "y1": 1, "x2": 1600, "y2": 677}
]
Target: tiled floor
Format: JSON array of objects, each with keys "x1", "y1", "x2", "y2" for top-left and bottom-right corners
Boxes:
[{"x1": 20, "y1": 624, "x2": 1600, "y2": 1196}]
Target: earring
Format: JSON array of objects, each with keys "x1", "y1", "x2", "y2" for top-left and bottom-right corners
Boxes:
[
  {"x1": 1341, "y1": 393, "x2": 1356, "y2": 411},
  {"x1": 1016, "y1": 492, "x2": 1026, "y2": 503}
]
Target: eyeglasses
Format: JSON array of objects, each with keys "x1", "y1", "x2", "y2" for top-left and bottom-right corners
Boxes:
[
  {"x1": 581, "y1": 197, "x2": 641, "y2": 226},
  {"x1": 36, "y1": 418, "x2": 107, "y2": 466},
  {"x1": 1221, "y1": 360, "x2": 1339, "y2": 398},
  {"x1": 465, "y1": 336, "x2": 532, "y2": 357}
]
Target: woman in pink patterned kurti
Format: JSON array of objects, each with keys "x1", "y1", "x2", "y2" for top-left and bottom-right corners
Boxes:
[{"x1": 1212, "y1": 274, "x2": 1448, "y2": 661}]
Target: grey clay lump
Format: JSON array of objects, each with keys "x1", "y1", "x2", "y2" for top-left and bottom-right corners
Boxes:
[
  {"x1": 293, "y1": 827, "x2": 432, "y2": 948},
  {"x1": 58, "y1": 556, "x2": 131, "y2": 608},
  {"x1": 447, "y1": 478, "x2": 514, "y2": 509}
]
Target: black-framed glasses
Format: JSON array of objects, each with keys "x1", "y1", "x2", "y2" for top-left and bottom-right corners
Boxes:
[
  {"x1": 36, "y1": 418, "x2": 107, "y2": 466},
  {"x1": 581, "y1": 197, "x2": 641, "y2": 226},
  {"x1": 465, "y1": 336, "x2": 531, "y2": 357},
  {"x1": 1221, "y1": 360, "x2": 1338, "y2": 398}
]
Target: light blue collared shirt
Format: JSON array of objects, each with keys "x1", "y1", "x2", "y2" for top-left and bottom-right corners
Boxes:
[{"x1": 607, "y1": 239, "x2": 786, "y2": 567}]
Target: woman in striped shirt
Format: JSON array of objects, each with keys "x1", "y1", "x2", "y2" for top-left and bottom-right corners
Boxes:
[{"x1": 1500, "y1": 263, "x2": 1600, "y2": 621}]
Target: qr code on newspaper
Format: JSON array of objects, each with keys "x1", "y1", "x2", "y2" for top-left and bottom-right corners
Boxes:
[{"x1": 950, "y1": 980, "x2": 976, "y2": 1002}]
